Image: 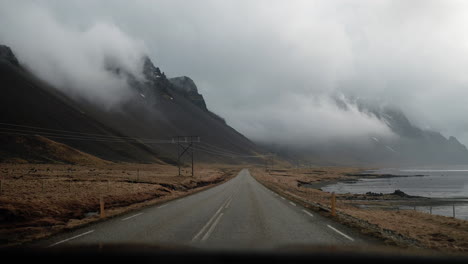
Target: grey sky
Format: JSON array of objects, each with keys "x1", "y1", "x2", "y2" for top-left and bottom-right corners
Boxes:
[{"x1": 1, "y1": 0, "x2": 468, "y2": 145}]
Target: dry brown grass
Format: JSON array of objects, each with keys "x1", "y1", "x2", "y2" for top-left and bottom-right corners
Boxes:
[
  {"x1": 251, "y1": 167, "x2": 468, "y2": 253},
  {"x1": 1, "y1": 135, "x2": 115, "y2": 165},
  {"x1": 0, "y1": 163, "x2": 239, "y2": 246}
]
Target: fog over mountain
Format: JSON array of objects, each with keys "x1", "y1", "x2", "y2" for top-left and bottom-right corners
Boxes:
[{"x1": 1, "y1": 0, "x2": 468, "y2": 161}]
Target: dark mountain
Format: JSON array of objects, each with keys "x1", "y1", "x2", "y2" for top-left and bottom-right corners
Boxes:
[
  {"x1": 169, "y1": 76, "x2": 227, "y2": 124},
  {"x1": 368, "y1": 105, "x2": 468, "y2": 166},
  {"x1": 0, "y1": 44, "x2": 260, "y2": 164}
]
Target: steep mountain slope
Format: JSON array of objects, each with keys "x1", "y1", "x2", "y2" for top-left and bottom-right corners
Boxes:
[
  {"x1": 169, "y1": 76, "x2": 208, "y2": 111},
  {"x1": 366, "y1": 105, "x2": 468, "y2": 165},
  {"x1": 0, "y1": 45, "x2": 260, "y2": 164},
  {"x1": 0, "y1": 45, "x2": 163, "y2": 163}
]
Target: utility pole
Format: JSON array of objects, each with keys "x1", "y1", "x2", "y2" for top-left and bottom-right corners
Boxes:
[
  {"x1": 267, "y1": 154, "x2": 273, "y2": 173},
  {"x1": 271, "y1": 153, "x2": 276, "y2": 171},
  {"x1": 173, "y1": 136, "x2": 200, "y2": 177},
  {"x1": 191, "y1": 142, "x2": 194, "y2": 177}
]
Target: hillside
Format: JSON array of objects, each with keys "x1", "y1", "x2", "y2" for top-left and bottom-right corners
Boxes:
[{"x1": 0, "y1": 45, "x2": 260, "y2": 164}]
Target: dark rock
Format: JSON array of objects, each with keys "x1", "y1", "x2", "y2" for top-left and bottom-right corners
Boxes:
[
  {"x1": 392, "y1": 189, "x2": 410, "y2": 197},
  {"x1": 365, "y1": 192, "x2": 384, "y2": 196},
  {"x1": 0, "y1": 45, "x2": 19, "y2": 66},
  {"x1": 169, "y1": 76, "x2": 207, "y2": 111}
]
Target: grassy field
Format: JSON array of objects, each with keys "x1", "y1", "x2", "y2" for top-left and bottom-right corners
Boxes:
[{"x1": 0, "y1": 163, "x2": 239, "y2": 246}]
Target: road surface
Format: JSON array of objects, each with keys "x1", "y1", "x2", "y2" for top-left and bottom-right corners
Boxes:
[{"x1": 34, "y1": 169, "x2": 373, "y2": 250}]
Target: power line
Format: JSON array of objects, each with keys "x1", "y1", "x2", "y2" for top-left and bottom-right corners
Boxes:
[
  {"x1": 194, "y1": 145, "x2": 248, "y2": 157},
  {"x1": 198, "y1": 141, "x2": 252, "y2": 156},
  {"x1": 196, "y1": 144, "x2": 271, "y2": 157},
  {"x1": 0, "y1": 126, "x2": 173, "y2": 144},
  {"x1": 0, "y1": 122, "x2": 163, "y2": 141},
  {"x1": 0, "y1": 122, "x2": 272, "y2": 160},
  {"x1": 194, "y1": 145, "x2": 272, "y2": 158},
  {"x1": 0, "y1": 130, "x2": 173, "y2": 144}
]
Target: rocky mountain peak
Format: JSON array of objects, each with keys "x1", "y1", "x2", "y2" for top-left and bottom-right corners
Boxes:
[
  {"x1": 169, "y1": 76, "x2": 198, "y2": 93},
  {"x1": 169, "y1": 76, "x2": 207, "y2": 111},
  {"x1": 0, "y1": 45, "x2": 19, "y2": 66},
  {"x1": 143, "y1": 56, "x2": 165, "y2": 81}
]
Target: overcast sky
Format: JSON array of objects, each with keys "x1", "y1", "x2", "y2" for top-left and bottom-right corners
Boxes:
[{"x1": 2, "y1": 0, "x2": 468, "y2": 145}]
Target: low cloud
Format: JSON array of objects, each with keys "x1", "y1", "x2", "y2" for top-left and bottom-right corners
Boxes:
[
  {"x1": 2, "y1": 1, "x2": 468, "y2": 145},
  {"x1": 0, "y1": 2, "x2": 147, "y2": 108},
  {"x1": 230, "y1": 93, "x2": 395, "y2": 147}
]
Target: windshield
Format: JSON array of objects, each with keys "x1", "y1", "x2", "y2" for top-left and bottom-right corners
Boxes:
[{"x1": 0, "y1": 0, "x2": 467, "y2": 261}]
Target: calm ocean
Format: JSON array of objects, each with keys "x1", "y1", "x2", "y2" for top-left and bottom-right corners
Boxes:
[{"x1": 322, "y1": 167, "x2": 468, "y2": 220}]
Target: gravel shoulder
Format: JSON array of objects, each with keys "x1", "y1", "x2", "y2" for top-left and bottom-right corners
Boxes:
[{"x1": 250, "y1": 167, "x2": 468, "y2": 254}]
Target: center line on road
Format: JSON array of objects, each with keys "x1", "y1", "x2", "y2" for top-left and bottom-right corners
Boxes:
[
  {"x1": 192, "y1": 198, "x2": 230, "y2": 242},
  {"x1": 225, "y1": 198, "x2": 233, "y2": 209},
  {"x1": 47, "y1": 230, "x2": 95, "y2": 248},
  {"x1": 327, "y1": 225, "x2": 354, "y2": 241},
  {"x1": 280, "y1": 197, "x2": 285, "y2": 200},
  {"x1": 289, "y1": 201, "x2": 296, "y2": 206},
  {"x1": 302, "y1": 209, "x2": 314, "y2": 217},
  {"x1": 157, "y1": 204, "x2": 168, "y2": 209},
  {"x1": 122, "y1": 213, "x2": 143, "y2": 221},
  {"x1": 201, "y1": 213, "x2": 224, "y2": 242}
]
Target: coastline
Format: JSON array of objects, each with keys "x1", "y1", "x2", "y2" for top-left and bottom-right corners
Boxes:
[
  {"x1": 251, "y1": 167, "x2": 468, "y2": 252},
  {"x1": 301, "y1": 171, "x2": 468, "y2": 217}
]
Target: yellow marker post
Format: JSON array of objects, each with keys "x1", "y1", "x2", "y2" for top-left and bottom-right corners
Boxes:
[
  {"x1": 100, "y1": 196, "x2": 105, "y2": 218},
  {"x1": 331, "y1": 192, "x2": 336, "y2": 217}
]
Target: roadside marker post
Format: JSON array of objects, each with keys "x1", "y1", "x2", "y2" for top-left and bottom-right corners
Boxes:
[
  {"x1": 100, "y1": 196, "x2": 105, "y2": 218},
  {"x1": 331, "y1": 192, "x2": 336, "y2": 216},
  {"x1": 68, "y1": 169, "x2": 72, "y2": 192}
]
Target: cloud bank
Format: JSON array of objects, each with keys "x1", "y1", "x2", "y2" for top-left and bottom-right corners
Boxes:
[
  {"x1": 0, "y1": 2, "x2": 147, "y2": 108},
  {"x1": 232, "y1": 94, "x2": 395, "y2": 146},
  {"x1": 2, "y1": 0, "x2": 468, "y2": 145}
]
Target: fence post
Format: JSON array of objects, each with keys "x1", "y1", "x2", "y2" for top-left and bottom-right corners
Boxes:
[
  {"x1": 429, "y1": 206, "x2": 432, "y2": 215},
  {"x1": 331, "y1": 192, "x2": 336, "y2": 216},
  {"x1": 100, "y1": 196, "x2": 105, "y2": 218}
]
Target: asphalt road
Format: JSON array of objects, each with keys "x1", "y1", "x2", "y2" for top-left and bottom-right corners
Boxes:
[{"x1": 34, "y1": 169, "x2": 373, "y2": 250}]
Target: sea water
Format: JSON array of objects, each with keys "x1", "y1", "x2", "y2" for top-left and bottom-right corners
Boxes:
[{"x1": 322, "y1": 167, "x2": 468, "y2": 220}]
